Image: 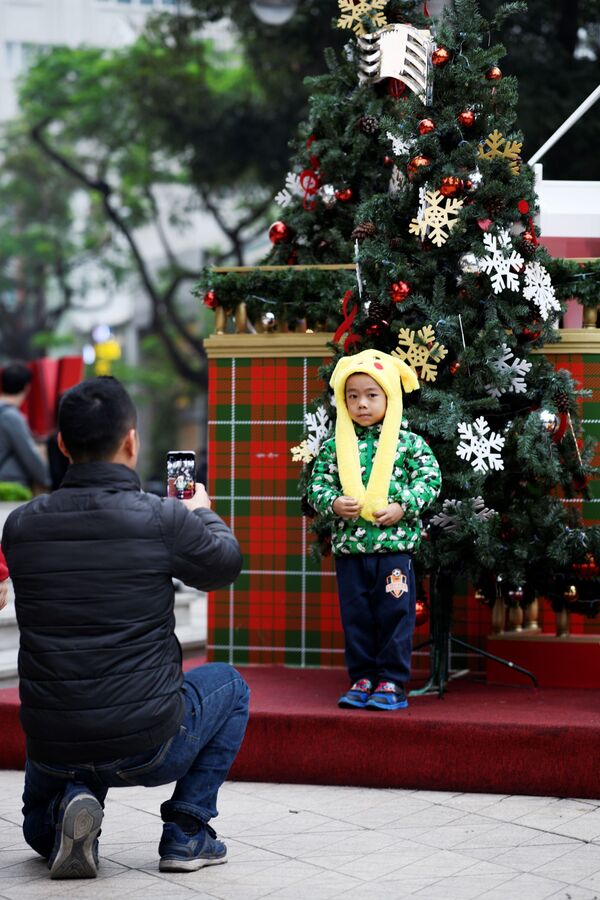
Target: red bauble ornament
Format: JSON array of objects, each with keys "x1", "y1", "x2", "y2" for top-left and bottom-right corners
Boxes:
[
  {"x1": 449, "y1": 361, "x2": 461, "y2": 375},
  {"x1": 432, "y1": 47, "x2": 450, "y2": 67},
  {"x1": 269, "y1": 221, "x2": 291, "y2": 244},
  {"x1": 366, "y1": 321, "x2": 386, "y2": 337},
  {"x1": 522, "y1": 230, "x2": 535, "y2": 244},
  {"x1": 573, "y1": 473, "x2": 590, "y2": 491},
  {"x1": 486, "y1": 65, "x2": 502, "y2": 81},
  {"x1": 518, "y1": 199, "x2": 530, "y2": 215},
  {"x1": 439, "y1": 176, "x2": 464, "y2": 197},
  {"x1": 415, "y1": 599, "x2": 429, "y2": 627},
  {"x1": 457, "y1": 109, "x2": 475, "y2": 127},
  {"x1": 573, "y1": 554, "x2": 599, "y2": 578},
  {"x1": 383, "y1": 155, "x2": 394, "y2": 167},
  {"x1": 387, "y1": 78, "x2": 407, "y2": 97},
  {"x1": 521, "y1": 323, "x2": 541, "y2": 342},
  {"x1": 389, "y1": 281, "x2": 411, "y2": 303},
  {"x1": 407, "y1": 154, "x2": 431, "y2": 177},
  {"x1": 203, "y1": 290, "x2": 218, "y2": 309},
  {"x1": 335, "y1": 188, "x2": 353, "y2": 202},
  {"x1": 418, "y1": 117, "x2": 436, "y2": 135}
]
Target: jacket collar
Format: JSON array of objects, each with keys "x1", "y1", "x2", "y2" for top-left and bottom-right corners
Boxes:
[
  {"x1": 354, "y1": 422, "x2": 383, "y2": 437},
  {"x1": 61, "y1": 462, "x2": 141, "y2": 491}
]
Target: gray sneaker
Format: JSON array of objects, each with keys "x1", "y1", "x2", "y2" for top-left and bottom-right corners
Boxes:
[{"x1": 49, "y1": 783, "x2": 103, "y2": 879}]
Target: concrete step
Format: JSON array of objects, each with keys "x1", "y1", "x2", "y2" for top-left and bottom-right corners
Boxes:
[{"x1": 0, "y1": 583, "x2": 207, "y2": 683}]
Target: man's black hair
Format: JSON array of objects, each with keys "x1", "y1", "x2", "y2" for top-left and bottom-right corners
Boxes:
[
  {"x1": 1, "y1": 363, "x2": 32, "y2": 396},
  {"x1": 59, "y1": 376, "x2": 137, "y2": 463}
]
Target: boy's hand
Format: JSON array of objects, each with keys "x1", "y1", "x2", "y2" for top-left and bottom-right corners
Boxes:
[
  {"x1": 0, "y1": 582, "x2": 8, "y2": 611},
  {"x1": 374, "y1": 502, "x2": 405, "y2": 527},
  {"x1": 333, "y1": 496, "x2": 361, "y2": 520},
  {"x1": 182, "y1": 484, "x2": 211, "y2": 511}
]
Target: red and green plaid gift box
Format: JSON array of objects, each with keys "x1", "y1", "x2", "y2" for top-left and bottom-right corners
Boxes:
[{"x1": 205, "y1": 334, "x2": 343, "y2": 666}]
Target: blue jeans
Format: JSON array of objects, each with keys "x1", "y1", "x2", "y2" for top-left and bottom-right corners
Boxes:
[{"x1": 22, "y1": 663, "x2": 250, "y2": 860}]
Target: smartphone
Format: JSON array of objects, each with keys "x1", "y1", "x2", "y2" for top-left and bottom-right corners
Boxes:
[{"x1": 166, "y1": 450, "x2": 196, "y2": 500}]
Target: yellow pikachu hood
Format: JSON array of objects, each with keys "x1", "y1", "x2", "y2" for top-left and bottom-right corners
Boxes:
[{"x1": 329, "y1": 349, "x2": 419, "y2": 523}]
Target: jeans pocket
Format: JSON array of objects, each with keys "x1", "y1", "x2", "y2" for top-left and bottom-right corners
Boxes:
[
  {"x1": 29, "y1": 760, "x2": 77, "y2": 780},
  {"x1": 115, "y1": 728, "x2": 183, "y2": 786}
]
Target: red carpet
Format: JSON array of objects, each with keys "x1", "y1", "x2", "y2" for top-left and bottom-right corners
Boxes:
[{"x1": 2, "y1": 668, "x2": 600, "y2": 798}]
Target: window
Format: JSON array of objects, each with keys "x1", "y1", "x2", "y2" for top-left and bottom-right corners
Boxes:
[{"x1": 4, "y1": 42, "x2": 47, "y2": 77}]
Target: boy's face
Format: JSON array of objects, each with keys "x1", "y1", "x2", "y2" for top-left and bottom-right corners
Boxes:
[{"x1": 345, "y1": 374, "x2": 387, "y2": 426}]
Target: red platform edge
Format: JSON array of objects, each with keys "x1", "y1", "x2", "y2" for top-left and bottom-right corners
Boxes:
[
  {"x1": 2, "y1": 669, "x2": 600, "y2": 799},
  {"x1": 486, "y1": 634, "x2": 600, "y2": 688}
]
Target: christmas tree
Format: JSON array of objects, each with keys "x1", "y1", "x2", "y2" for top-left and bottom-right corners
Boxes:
[{"x1": 202, "y1": 0, "x2": 600, "y2": 677}]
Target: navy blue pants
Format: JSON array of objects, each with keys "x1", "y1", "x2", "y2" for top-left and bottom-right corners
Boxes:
[{"x1": 335, "y1": 552, "x2": 416, "y2": 686}]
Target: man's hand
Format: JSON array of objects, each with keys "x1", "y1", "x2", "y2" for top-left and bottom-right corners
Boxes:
[
  {"x1": 182, "y1": 484, "x2": 211, "y2": 512},
  {"x1": 374, "y1": 502, "x2": 405, "y2": 527},
  {"x1": 333, "y1": 496, "x2": 361, "y2": 520},
  {"x1": 0, "y1": 582, "x2": 8, "y2": 611}
]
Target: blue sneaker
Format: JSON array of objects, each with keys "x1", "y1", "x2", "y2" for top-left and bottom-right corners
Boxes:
[
  {"x1": 366, "y1": 681, "x2": 409, "y2": 711},
  {"x1": 158, "y1": 822, "x2": 228, "y2": 872},
  {"x1": 338, "y1": 678, "x2": 373, "y2": 709},
  {"x1": 49, "y1": 783, "x2": 103, "y2": 879}
]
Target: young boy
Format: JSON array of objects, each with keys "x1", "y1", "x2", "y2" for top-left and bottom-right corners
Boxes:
[{"x1": 307, "y1": 349, "x2": 441, "y2": 711}]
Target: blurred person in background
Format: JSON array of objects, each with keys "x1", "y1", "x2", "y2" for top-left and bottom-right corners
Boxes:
[{"x1": 0, "y1": 363, "x2": 50, "y2": 491}]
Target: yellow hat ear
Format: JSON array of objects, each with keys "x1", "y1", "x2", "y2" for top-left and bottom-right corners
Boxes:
[
  {"x1": 390, "y1": 356, "x2": 419, "y2": 394},
  {"x1": 329, "y1": 355, "x2": 354, "y2": 392}
]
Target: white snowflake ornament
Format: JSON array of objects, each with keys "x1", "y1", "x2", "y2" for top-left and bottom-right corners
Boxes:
[
  {"x1": 456, "y1": 417, "x2": 505, "y2": 474},
  {"x1": 304, "y1": 405, "x2": 332, "y2": 456},
  {"x1": 409, "y1": 189, "x2": 464, "y2": 247},
  {"x1": 479, "y1": 229, "x2": 524, "y2": 293},
  {"x1": 486, "y1": 344, "x2": 532, "y2": 398},
  {"x1": 387, "y1": 130, "x2": 414, "y2": 157},
  {"x1": 275, "y1": 172, "x2": 303, "y2": 208},
  {"x1": 430, "y1": 496, "x2": 496, "y2": 532},
  {"x1": 523, "y1": 261, "x2": 560, "y2": 320}
]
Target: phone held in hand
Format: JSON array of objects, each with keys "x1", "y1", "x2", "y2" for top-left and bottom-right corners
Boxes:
[{"x1": 167, "y1": 451, "x2": 196, "y2": 500}]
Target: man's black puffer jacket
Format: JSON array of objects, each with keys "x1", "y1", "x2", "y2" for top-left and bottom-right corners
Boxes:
[{"x1": 2, "y1": 462, "x2": 243, "y2": 764}]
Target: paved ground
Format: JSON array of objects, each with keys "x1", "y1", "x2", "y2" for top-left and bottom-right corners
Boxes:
[{"x1": 1, "y1": 772, "x2": 600, "y2": 899}]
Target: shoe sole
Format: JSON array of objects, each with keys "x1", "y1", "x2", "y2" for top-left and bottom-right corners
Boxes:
[
  {"x1": 50, "y1": 794, "x2": 103, "y2": 879},
  {"x1": 338, "y1": 697, "x2": 368, "y2": 709},
  {"x1": 366, "y1": 699, "x2": 409, "y2": 710},
  {"x1": 159, "y1": 852, "x2": 228, "y2": 872}
]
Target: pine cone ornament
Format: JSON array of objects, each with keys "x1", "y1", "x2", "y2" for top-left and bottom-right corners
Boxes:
[
  {"x1": 554, "y1": 390, "x2": 570, "y2": 414},
  {"x1": 358, "y1": 115, "x2": 380, "y2": 135},
  {"x1": 519, "y1": 237, "x2": 537, "y2": 260},
  {"x1": 366, "y1": 298, "x2": 392, "y2": 325},
  {"x1": 351, "y1": 221, "x2": 378, "y2": 241},
  {"x1": 485, "y1": 195, "x2": 504, "y2": 216},
  {"x1": 388, "y1": 237, "x2": 404, "y2": 250}
]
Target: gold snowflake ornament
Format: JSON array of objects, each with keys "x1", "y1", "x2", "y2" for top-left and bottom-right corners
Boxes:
[
  {"x1": 409, "y1": 189, "x2": 464, "y2": 247},
  {"x1": 392, "y1": 324, "x2": 447, "y2": 383},
  {"x1": 478, "y1": 129, "x2": 523, "y2": 176},
  {"x1": 337, "y1": 0, "x2": 387, "y2": 36},
  {"x1": 290, "y1": 441, "x2": 314, "y2": 464}
]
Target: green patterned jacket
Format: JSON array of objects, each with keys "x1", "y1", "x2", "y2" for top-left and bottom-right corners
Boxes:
[{"x1": 307, "y1": 423, "x2": 441, "y2": 556}]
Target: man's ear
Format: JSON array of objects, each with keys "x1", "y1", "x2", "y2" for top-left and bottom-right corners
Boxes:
[
  {"x1": 57, "y1": 433, "x2": 72, "y2": 461},
  {"x1": 122, "y1": 428, "x2": 139, "y2": 461}
]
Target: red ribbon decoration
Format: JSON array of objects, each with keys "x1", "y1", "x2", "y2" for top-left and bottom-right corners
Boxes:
[
  {"x1": 423, "y1": 1, "x2": 430, "y2": 16},
  {"x1": 299, "y1": 135, "x2": 321, "y2": 211},
  {"x1": 552, "y1": 412, "x2": 569, "y2": 445},
  {"x1": 518, "y1": 199, "x2": 539, "y2": 245},
  {"x1": 333, "y1": 290, "x2": 362, "y2": 352}
]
